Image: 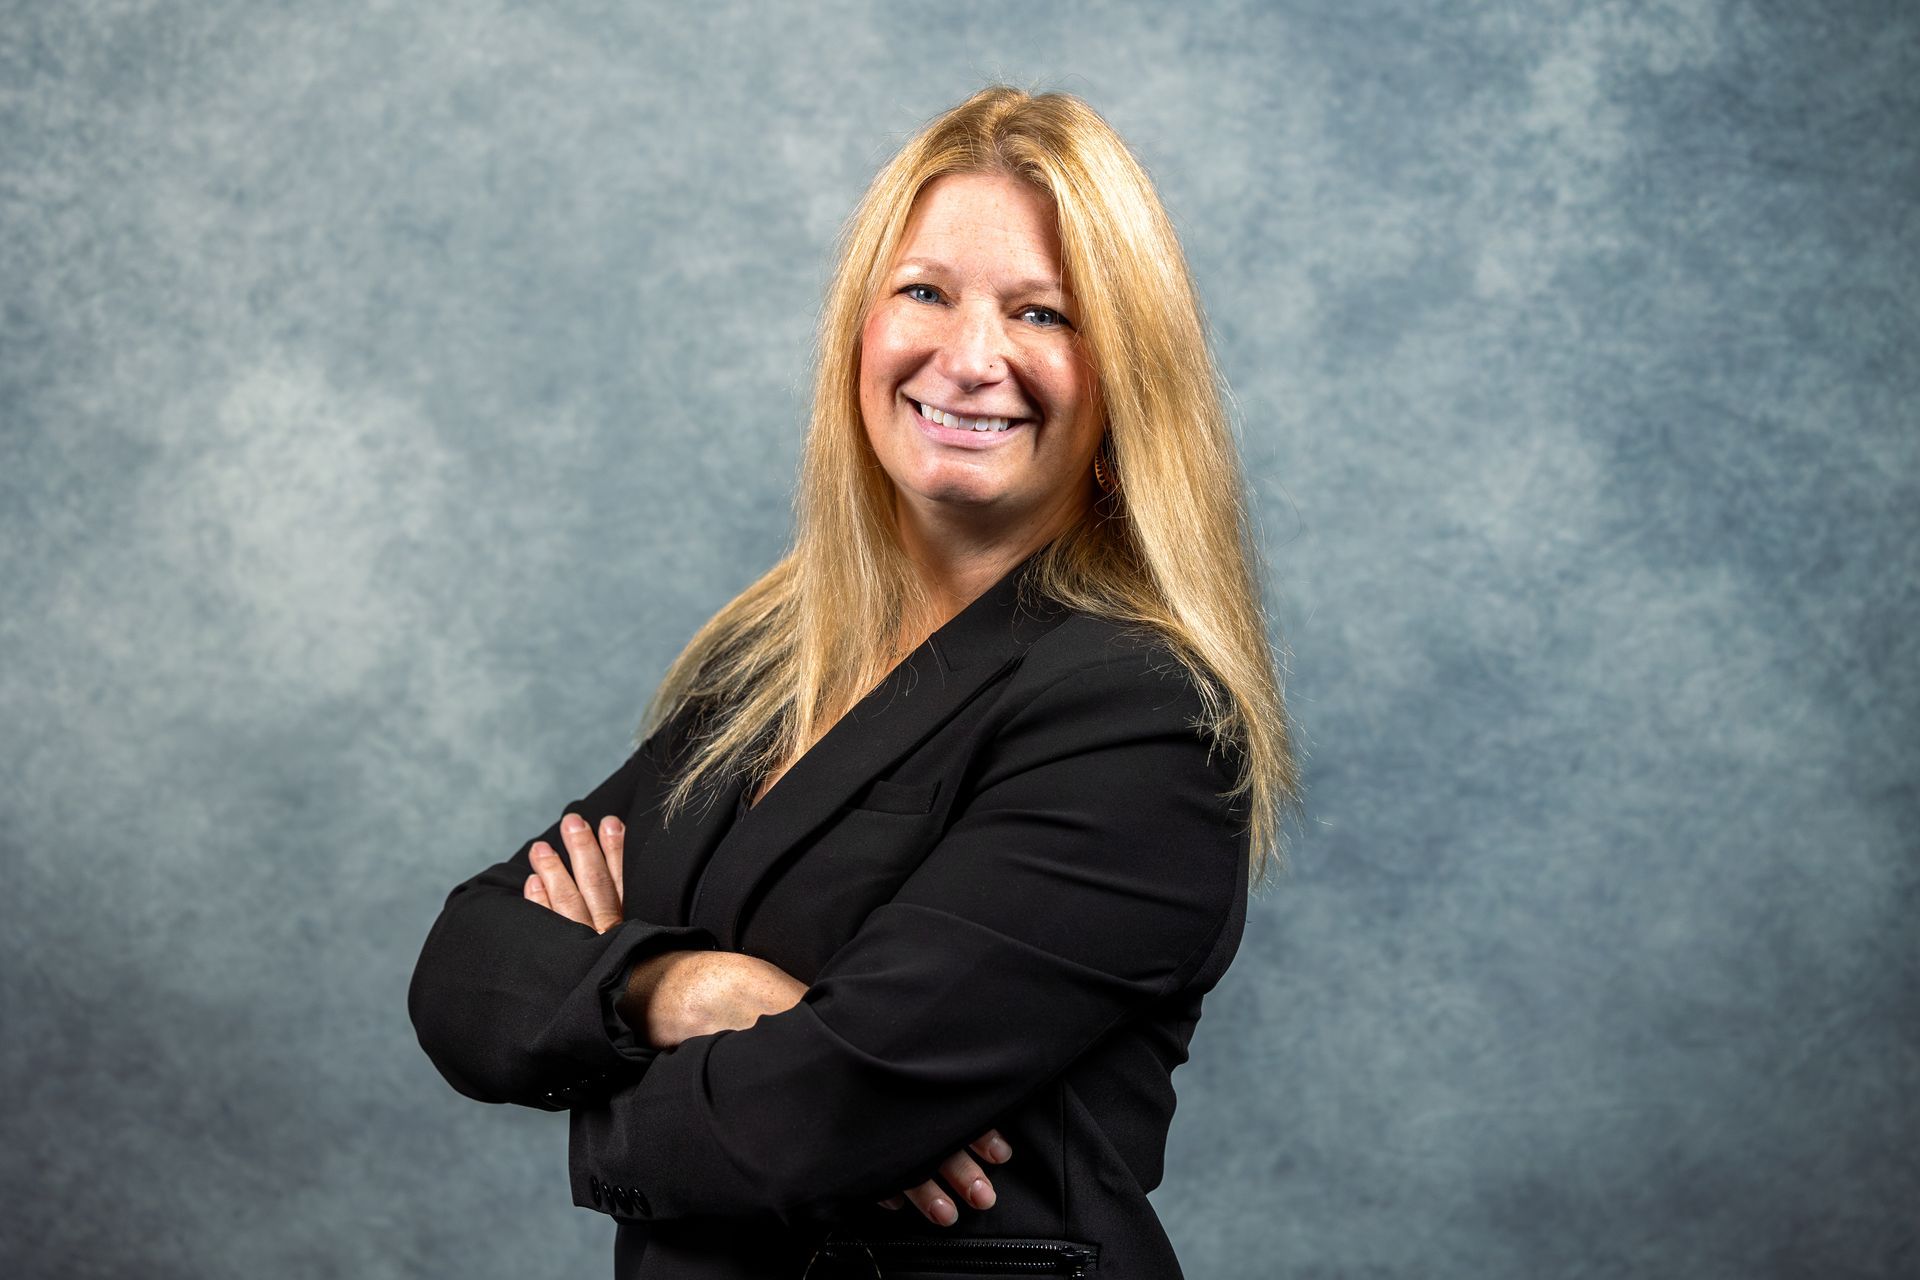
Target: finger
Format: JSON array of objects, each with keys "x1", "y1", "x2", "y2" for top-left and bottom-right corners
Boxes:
[
  {"x1": 530, "y1": 841, "x2": 592, "y2": 927},
  {"x1": 600, "y1": 815, "x2": 625, "y2": 908},
  {"x1": 559, "y1": 813, "x2": 622, "y2": 933},
  {"x1": 525, "y1": 873, "x2": 553, "y2": 909},
  {"x1": 938, "y1": 1147, "x2": 995, "y2": 1212},
  {"x1": 969, "y1": 1128, "x2": 1013, "y2": 1164},
  {"x1": 876, "y1": 1195, "x2": 904, "y2": 1210},
  {"x1": 901, "y1": 1179, "x2": 958, "y2": 1228}
]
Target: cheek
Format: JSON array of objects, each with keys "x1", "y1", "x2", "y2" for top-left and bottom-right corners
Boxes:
[
  {"x1": 858, "y1": 319, "x2": 911, "y2": 455},
  {"x1": 860, "y1": 308, "x2": 920, "y2": 382},
  {"x1": 1035, "y1": 349, "x2": 1096, "y2": 420}
]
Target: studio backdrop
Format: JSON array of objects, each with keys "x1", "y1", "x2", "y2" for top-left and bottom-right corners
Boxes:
[{"x1": 2, "y1": 2, "x2": 1914, "y2": 1276}]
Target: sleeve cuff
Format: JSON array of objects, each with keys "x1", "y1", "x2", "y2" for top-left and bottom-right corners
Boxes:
[
  {"x1": 602, "y1": 956, "x2": 653, "y2": 1061},
  {"x1": 532, "y1": 918, "x2": 719, "y2": 1108}
]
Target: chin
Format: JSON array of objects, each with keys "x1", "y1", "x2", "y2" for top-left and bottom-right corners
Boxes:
[
  {"x1": 897, "y1": 468, "x2": 1011, "y2": 511},
  {"x1": 917, "y1": 483, "x2": 1004, "y2": 510}
]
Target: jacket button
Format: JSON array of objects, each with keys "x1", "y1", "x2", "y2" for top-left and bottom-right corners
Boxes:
[
  {"x1": 626, "y1": 1185, "x2": 650, "y2": 1217},
  {"x1": 588, "y1": 1175, "x2": 602, "y2": 1205}
]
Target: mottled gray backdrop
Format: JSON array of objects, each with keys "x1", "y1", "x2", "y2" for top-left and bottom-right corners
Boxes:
[{"x1": 2, "y1": 1, "x2": 1914, "y2": 1276}]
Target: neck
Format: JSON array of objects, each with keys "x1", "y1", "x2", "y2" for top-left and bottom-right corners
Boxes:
[{"x1": 890, "y1": 489, "x2": 1089, "y2": 638}]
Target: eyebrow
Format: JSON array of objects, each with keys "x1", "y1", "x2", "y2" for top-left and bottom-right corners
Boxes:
[{"x1": 894, "y1": 257, "x2": 1066, "y2": 298}]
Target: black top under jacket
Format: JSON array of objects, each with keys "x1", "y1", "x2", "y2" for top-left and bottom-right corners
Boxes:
[{"x1": 407, "y1": 542, "x2": 1254, "y2": 1279}]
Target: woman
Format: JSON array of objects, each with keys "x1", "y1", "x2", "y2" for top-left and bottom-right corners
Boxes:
[{"x1": 409, "y1": 85, "x2": 1298, "y2": 1279}]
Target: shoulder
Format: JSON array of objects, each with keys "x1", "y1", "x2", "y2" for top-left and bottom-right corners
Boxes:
[
  {"x1": 991, "y1": 611, "x2": 1236, "y2": 779},
  {"x1": 1009, "y1": 611, "x2": 1212, "y2": 710}
]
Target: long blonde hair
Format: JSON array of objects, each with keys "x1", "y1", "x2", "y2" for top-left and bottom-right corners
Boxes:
[{"x1": 637, "y1": 85, "x2": 1301, "y2": 888}]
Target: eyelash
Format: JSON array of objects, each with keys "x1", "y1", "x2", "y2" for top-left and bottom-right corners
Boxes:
[{"x1": 900, "y1": 283, "x2": 1073, "y2": 330}]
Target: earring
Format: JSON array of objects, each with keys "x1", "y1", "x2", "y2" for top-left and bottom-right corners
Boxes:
[{"x1": 1092, "y1": 443, "x2": 1116, "y2": 494}]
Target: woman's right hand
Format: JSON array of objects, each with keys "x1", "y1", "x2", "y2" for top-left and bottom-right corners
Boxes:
[{"x1": 639, "y1": 950, "x2": 1016, "y2": 1226}]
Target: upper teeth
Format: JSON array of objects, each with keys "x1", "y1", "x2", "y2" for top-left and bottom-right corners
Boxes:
[{"x1": 919, "y1": 402, "x2": 1014, "y2": 433}]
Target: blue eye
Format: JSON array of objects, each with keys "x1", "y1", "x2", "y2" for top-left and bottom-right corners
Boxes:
[
  {"x1": 1022, "y1": 306, "x2": 1071, "y2": 329},
  {"x1": 903, "y1": 283, "x2": 941, "y2": 304}
]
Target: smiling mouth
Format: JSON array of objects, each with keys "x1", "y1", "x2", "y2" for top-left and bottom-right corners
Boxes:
[{"x1": 913, "y1": 399, "x2": 1031, "y2": 434}]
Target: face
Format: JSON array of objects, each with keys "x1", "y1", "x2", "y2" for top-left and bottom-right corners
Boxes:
[{"x1": 858, "y1": 171, "x2": 1104, "y2": 550}]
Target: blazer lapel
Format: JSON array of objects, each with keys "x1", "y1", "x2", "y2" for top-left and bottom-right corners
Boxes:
[
  {"x1": 623, "y1": 756, "x2": 747, "y2": 931},
  {"x1": 634, "y1": 544, "x2": 1069, "y2": 950}
]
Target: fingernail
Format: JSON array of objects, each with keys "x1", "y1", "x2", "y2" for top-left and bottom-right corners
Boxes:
[
  {"x1": 561, "y1": 814, "x2": 585, "y2": 834},
  {"x1": 603, "y1": 817, "x2": 623, "y2": 837},
  {"x1": 932, "y1": 1197, "x2": 955, "y2": 1226},
  {"x1": 988, "y1": 1137, "x2": 1012, "y2": 1161},
  {"x1": 969, "y1": 1178, "x2": 993, "y2": 1208},
  {"x1": 531, "y1": 844, "x2": 551, "y2": 860}
]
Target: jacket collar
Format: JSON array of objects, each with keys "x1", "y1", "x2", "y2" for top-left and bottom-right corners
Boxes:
[{"x1": 625, "y1": 541, "x2": 1071, "y2": 949}]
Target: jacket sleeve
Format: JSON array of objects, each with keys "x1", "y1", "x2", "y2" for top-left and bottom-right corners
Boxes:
[
  {"x1": 569, "y1": 647, "x2": 1248, "y2": 1226},
  {"x1": 407, "y1": 729, "x2": 721, "y2": 1112}
]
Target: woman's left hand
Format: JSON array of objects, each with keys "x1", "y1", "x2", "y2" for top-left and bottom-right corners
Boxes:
[{"x1": 524, "y1": 811, "x2": 627, "y2": 932}]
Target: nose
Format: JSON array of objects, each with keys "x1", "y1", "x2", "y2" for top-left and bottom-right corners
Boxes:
[{"x1": 934, "y1": 301, "x2": 1009, "y2": 390}]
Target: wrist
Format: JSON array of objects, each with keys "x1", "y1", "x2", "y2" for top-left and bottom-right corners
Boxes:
[{"x1": 617, "y1": 949, "x2": 699, "y2": 1049}]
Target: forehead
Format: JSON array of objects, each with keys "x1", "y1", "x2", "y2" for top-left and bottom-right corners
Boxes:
[{"x1": 891, "y1": 172, "x2": 1064, "y2": 279}]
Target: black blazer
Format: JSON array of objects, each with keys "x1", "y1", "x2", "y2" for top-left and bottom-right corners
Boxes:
[{"x1": 408, "y1": 546, "x2": 1252, "y2": 1279}]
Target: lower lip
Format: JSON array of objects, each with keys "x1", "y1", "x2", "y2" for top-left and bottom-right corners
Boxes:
[{"x1": 908, "y1": 400, "x2": 1031, "y2": 450}]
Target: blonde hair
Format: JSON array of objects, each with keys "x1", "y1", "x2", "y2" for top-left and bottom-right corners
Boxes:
[{"x1": 637, "y1": 85, "x2": 1301, "y2": 888}]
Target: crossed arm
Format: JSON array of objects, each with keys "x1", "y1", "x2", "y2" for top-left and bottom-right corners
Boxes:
[
  {"x1": 522, "y1": 809, "x2": 1013, "y2": 1228},
  {"x1": 411, "y1": 647, "x2": 1243, "y2": 1229}
]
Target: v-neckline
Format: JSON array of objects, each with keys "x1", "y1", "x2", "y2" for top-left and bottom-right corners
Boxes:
[
  {"x1": 724, "y1": 539, "x2": 1063, "y2": 823},
  {"x1": 737, "y1": 674, "x2": 899, "y2": 817}
]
